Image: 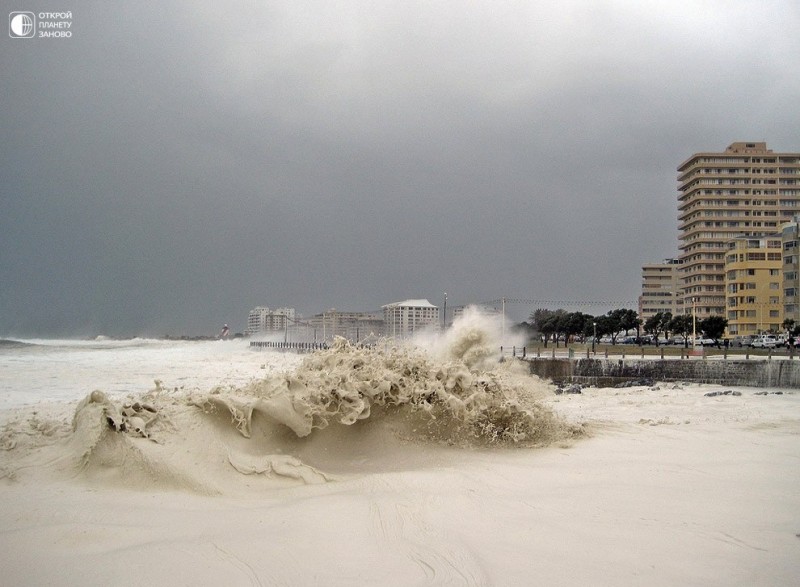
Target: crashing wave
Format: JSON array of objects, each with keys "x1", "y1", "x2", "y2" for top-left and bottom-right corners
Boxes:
[
  {"x1": 0, "y1": 313, "x2": 582, "y2": 493},
  {"x1": 197, "y1": 334, "x2": 578, "y2": 447}
]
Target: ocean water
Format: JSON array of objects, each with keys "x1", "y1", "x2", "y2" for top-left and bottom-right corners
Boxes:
[{"x1": 0, "y1": 337, "x2": 300, "y2": 408}]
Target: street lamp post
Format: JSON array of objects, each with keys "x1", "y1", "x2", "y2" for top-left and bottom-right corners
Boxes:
[
  {"x1": 501, "y1": 297, "x2": 506, "y2": 349},
  {"x1": 443, "y1": 292, "x2": 447, "y2": 332},
  {"x1": 592, "y1": 321, "x2": 597, "y2": 354}
]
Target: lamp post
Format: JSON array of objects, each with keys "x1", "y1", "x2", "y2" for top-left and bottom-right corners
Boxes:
[
  {"x1": 501, "y1": 297, "x2": 506, "y2": 349},
  {"x1": 443, "y1": 292, "x2": 447, "y2": 332},
  {"x1": 592, "y1": 321, "x2": 597, "y2": 354}
]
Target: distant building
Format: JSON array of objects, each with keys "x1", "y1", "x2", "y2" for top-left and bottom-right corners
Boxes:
[
  {"x1": 452, "y1": 305, "x2": 501, "y2": 322},
  {"x1": 639, "y1": 258, "x2": 683, "y2": 321},
  {"x1": 305, "y1": 310, "x2": 384, "y2": 342},
  {"x1": 382, "y1": 299, "x2": 439, "y2": 339},
  {"x1": 246, "y1": 307, "x2": 296, "y2": 335},
  {"x1": 724, "y1": 236, "x2": 783, "y2": 336}
]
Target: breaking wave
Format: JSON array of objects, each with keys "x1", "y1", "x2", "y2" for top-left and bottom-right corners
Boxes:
[
  {"x1": 204, "y1": 337, "x2": 563, "y2": 446},
  {"x1": 1, "y1": 311, "x2": 582, "y2": 494}
]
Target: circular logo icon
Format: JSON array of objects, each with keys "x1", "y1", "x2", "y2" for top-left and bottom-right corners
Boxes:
[{"x1": 9, "y1": 12, "x2": 35, "y2": 38}]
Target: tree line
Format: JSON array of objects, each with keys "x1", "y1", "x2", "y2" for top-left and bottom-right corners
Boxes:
[{"x1": 520, "y1": 308, "x2": 729, "y2": 348}]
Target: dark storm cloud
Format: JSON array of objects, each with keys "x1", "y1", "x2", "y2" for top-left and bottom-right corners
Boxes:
[{"x1": 2, "y1": 1, "x2": 800, "y2": 336}]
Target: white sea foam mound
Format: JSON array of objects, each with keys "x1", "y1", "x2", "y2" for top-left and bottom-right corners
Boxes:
[
  {"x1": 1, "y1": 314, "x2": 579, "y2": 493},
  {"x1": 205, "y1": 335, "x2": 571, "y2": 447}
]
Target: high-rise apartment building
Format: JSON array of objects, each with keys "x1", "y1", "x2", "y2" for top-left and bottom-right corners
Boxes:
[{"x1": 677, "y1": 142, "x2": 800, "y2": 319}]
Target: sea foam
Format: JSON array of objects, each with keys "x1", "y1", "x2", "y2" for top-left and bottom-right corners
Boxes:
[
  {"x1": 1, "y1": 310, "x2": 581, "y2": 493},
  {"x1": 197, "y1": 307, "x2": 576, "y2": 448}
]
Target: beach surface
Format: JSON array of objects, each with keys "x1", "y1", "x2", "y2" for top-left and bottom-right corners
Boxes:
[{"x1": 1, "y1": 333, "x2": 798, "y2": 586}]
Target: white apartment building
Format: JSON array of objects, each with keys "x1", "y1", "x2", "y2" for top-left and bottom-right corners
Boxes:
[
  {"x1": 246, "y1": 306, "x2": 296, "y2": 335},
  {"x1": 382, "y1": 299, "x2": 439, "y2": 339}
]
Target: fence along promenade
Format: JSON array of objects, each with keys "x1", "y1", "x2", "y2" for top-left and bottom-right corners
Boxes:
[
  {"x1": 249, "y1": 340, "x2": 328, "y2": 353},
  {"x1": 501, "y1": 343, "x2": 800, "y2": 362}
]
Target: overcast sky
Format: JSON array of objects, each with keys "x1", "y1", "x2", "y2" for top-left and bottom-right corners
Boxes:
[{"x1": 2, "y1": 1, "x2": 800, "y2": 337}]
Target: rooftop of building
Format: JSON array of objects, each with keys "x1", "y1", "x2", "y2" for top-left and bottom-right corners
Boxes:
[
  {"x1": 381, "y1": 299, "x2": 437, "y2": 309},
  {"x1": 677, "y1": 141, "x2": 800, "y2": 171}
]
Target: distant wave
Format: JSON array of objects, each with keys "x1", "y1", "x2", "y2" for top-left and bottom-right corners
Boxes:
[
  {"x1": 0, "y1": 337, "x2": 179, "y2": 354},
  {"x1": 0, "y1": 339, "x2": 39, "y2": 349}
]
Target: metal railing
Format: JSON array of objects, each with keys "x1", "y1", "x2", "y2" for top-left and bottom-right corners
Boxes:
[{"x1": 503, "y1": 343, "x2": 799, "y2": 361}]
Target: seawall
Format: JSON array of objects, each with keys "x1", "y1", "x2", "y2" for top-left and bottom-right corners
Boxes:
[{"x1": 526, "y1": 357, "x2": 800, "y2": 389}]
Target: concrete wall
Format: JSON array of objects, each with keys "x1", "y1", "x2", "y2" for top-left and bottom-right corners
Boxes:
[{"x1": 527, "y1": 357, "x2": 800, "y2": 389}]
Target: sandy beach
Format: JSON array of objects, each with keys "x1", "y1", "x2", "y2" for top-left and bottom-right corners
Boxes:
[{"x1": 1, "y1": 332, "x2": 798, "y2": 586}]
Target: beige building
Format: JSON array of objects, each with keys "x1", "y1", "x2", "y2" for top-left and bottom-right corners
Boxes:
[
  {"x1": 639, "y1": 258, "x2": 683, "y2": 321},
  {"x1": 724, "y1": 236, "x2": 783, "y2": 336},
  {"x1": 677, "y1": 142, "x2": 800, "y2": 319}
]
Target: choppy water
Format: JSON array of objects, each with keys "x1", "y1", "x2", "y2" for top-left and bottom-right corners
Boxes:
[{"x1": 0, "y1": 337, "x2": 299, "y2": 407}]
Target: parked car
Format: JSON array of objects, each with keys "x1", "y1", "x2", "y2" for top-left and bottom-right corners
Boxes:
[
  {"x1": 666, "y1": 335, "x2": 688, "y2": 346},
  {"x1": 693, "y1": 337, "x2": 716, "y2": 347},
  {"x1": 750, "y1": 335, "x2": 778, "y2": 349},
  {"x1": 730, "y1": 335, "x2": 754, "y2": 347}
]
